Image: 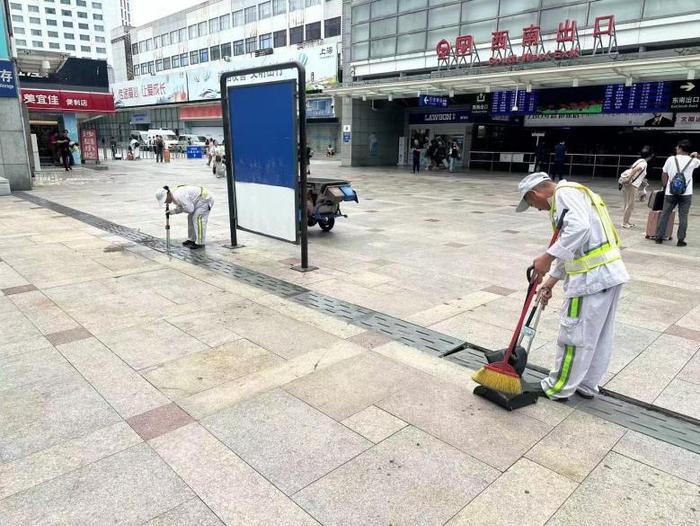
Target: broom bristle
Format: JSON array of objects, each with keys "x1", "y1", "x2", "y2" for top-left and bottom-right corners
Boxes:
[{"x1": 472, "y1": 366, "x2": 523, "y2": 395}]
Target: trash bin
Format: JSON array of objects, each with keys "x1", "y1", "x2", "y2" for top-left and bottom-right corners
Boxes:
[{"x1": 186, "y1": 146, "x2": 203, "y2": 159}]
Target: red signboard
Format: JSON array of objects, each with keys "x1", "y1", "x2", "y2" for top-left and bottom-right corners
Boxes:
[
  {"x1": 179, "y1": 104, "x2": 223, "y2": 120},
  {"x1": 21, "y1": 89, "x2": 115, "y2": 113},
  {"x1": 80, "y1": 128, "x2": 99, "y2": 161}
]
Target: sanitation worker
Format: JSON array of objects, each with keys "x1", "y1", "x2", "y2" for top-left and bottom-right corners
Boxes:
[
  {"x1": 155, "y1": 185, "x2": 214, "y2": 249},
  {"x1": 516, "y1": 172, "x2": 629, "y2": 401}
]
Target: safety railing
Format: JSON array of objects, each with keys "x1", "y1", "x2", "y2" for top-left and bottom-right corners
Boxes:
[{"x1": 467, "y1": 151, "x2": 666, "y2": 178}]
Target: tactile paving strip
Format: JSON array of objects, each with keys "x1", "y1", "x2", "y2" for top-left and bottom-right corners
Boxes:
[{"x1": 16, "y1": 192, "x2": 700, "y2": 453}]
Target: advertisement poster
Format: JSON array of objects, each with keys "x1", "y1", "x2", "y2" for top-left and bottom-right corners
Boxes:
[
  {"x1": 525, "y1": 112, "x2": 675, "y2": 127},
  {"x1": 537, "y1": 86, "x2": 603, "y2": 115},
  {"x1": 189, "y1": 40, "x2": 339, "y2": 101},
  {"x1": 80, "y1": 129, "x2": 99, "y2": 160},
  {"x1": 112, "y1": 72, "x2": 188, "y2": 108}
]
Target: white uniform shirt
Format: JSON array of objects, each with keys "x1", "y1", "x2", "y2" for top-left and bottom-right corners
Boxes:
[
  {"x1": 170, "y1": 185, "x2": 210, "y2": 214},
  {"x1": 663, "y1": 155, "x2": 698, "y2": 196},
  {"x1": 547, "y1": 181, "x2": 630, "y2": 298}
]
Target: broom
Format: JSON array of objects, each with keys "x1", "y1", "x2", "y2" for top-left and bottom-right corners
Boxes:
[{"x1": 472, "y1": 209, "x2": 569, "y2": 394}]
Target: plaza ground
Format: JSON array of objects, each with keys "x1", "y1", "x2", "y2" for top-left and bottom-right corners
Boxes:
[{"x1": 0, "y1": 158, "x2": 698, "y2": 524}]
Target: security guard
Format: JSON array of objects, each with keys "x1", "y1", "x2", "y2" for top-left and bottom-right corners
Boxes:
[
  {"x1": 155, "y1": 185, "x2": 214, "y2": 249},
  {"x1": 516, "y1": 172, "x2": 629, "y2": 400}
]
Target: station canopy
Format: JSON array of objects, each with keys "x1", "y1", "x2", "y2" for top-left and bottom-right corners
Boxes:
[{"x1": 329, "y1": 49, "x2": 700, "y2": 100}]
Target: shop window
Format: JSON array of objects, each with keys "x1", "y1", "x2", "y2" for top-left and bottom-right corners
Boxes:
[
  {"x1": 273, "y1": 30, "x2": 286, "y2": 47},
  {"x1": 290, "y1": 25, "x2": 303, "y2": 44},
  {"x1": 305, "y1": 22, "x2": 321, "y2": 41},
  {"x1": 325, "y1": 17, "x2": 340, "y2": 37}
]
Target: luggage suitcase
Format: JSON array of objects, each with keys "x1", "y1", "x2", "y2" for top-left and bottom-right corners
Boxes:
[
  {"x1": 646, "y1": 210, "x2": 675, "y2": 240},
  {"x1": 648, "y1": 189, "x2": 665, "y2": 211}
]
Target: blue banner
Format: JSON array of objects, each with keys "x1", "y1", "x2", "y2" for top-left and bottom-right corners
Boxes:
[
  {"x1": 419, "y1": 95, "x2": 448, "y2": 108},
  {"x1": 0, "y1": 59, "x2": 18, "y2": 97},
  {"x1": 408, "y1": 110, "x2": 471, "y2": 124}
]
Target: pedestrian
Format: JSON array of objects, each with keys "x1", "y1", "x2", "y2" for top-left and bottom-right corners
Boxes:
[
  {"x1": 535, "y1": 141, "x2": 549, "y2": 172},
  {"x1": 56, "y1": 129, "x2": 72, "y2": 171},
  {"x1": 110, "y1": 137, "x2": 117, "y2": 159},
  {"x1": 655, "y1": 140, "x2": 699, "y2": 247},
  {"x1": 427, "y1": 139, "x2": 437, "y2": 170},
  {"x1": 155, "y1": 185, "x2": 214, "y2": 250},
  {"x1": 411, "y1": 140, "x2": 421, "y2": 174},
  {"x1": 128, "y1": 137, "x2": 141, "y2": 160},
  {"x1": 449, "y1": 140, "x2": 460, "y2": 173},
  {"x1": 212, "y1": 142, "x2": 224, "y2": 177},
  {"x1": 49, "y1": 131, "x2": 59, "y2": 165},
  {"x1": 206, "y1": 139, "x2": 216, "y2": 166},
  {"x1": 552, "y1": 140, "x2": 566, "y2": 181},
  {"x1": 516, "y1": 172, "x2": 629, "y2": 401},
  {"x1": 619, "y1": 146, "x2": 654, "y2": 229},
  {"x1": 155, "y1": 135, "x2": 164, "y2": 163},
  {"x1": 326, "y1": 143, "x2": 335, "y2": 156}
]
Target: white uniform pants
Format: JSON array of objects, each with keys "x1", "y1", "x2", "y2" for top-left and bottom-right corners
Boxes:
[
  {"x1": 541, "y1": 284, "x2": 623, "y2": 399},
  {"x1": 187, "y1": 198, "x2": 213, "y2": 245}
]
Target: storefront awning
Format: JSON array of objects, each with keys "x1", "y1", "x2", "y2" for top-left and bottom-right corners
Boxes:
[{"x1": 329, "y1": 51, "x2": 700, "y2": 99}]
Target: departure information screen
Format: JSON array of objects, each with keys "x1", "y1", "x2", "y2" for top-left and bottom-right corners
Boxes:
[
  {"x1": 491, "y1": 90, "x2": 539, "y2": 115},
  {"x1": 602, "y1": 82, "x2": 671, "y2": 113}
]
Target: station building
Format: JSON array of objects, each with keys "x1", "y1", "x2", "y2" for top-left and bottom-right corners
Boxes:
[{"x1": 332, "y1": 0, "x2": 700, "y2": 176}]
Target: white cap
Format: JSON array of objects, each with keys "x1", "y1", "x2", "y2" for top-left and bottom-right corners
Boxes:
[
  {"x1": 516, "y1": 172, "x2": 551, "y2": 213},
  {"x1": 155, "y1": 187, "x2": 168, "y2": 207}
]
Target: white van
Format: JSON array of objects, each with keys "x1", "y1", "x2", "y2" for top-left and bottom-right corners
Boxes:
[
  {"x1": 146, "y1": 129, "x2": 178, "y2": 150},
  {"x1": 176, "y1": 134, "x2": 208, "y2": 152}
]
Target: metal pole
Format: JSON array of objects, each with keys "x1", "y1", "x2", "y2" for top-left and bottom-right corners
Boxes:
[
  {"x1": 298, "y1": 65, "x2": 310, "y2": 270},
  {"x1": 165, "y1": 203, "x2": 171, "y2": 258},
  {"x1": 219, "y1": 73, "x2": 239, "y2": 248}
]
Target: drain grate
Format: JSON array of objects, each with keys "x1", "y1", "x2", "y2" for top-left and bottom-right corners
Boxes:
[{"x1": 16, "y1": 192, "x2": 700, "y2": 453}]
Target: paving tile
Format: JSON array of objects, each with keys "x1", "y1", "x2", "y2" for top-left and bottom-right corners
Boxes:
[
  {"x1": 0, "y1": 336, "x2": 52, "y2": 360},
  {"x1": 346, "y1": 329, "x2": 394, "y2": 349},
  {"x1": 525, "y1": 410, "x2": 625, "y2": 482},
  {"x1": 341, "y1": 405, "x2": 408, "y2": 443},
  {"x1": 613, "y1": 430, "x2": 700, "y2": 486},
  {"x1": 285, "y1": 351, "x2": 430, "y2": 420},
  {"x1": 677, "y1": 350, "x2": 700, "y2": 385},
  {"x1": 8, "y1": 290, "x2": 79, "y2": 334},
  {"x1": 547, "y1": 452, "x2": 699, "y2": 526},
  {"x1": 0, "y1": 345, "x2": 74, "y2": 392},
  {"x1": 294, "y1": 426, "x2": 499, "y2": 526},
  {"x1": 1, "y1": 284, "x2": 37, "y2": 296},
  {"x1": 430, "y1": 313, "x2": 515, "y2": 352},
  {"x1": 150, "y1": 423, "x2": 319, "y2": 526},
  {"x1": 482, "y1": 285, "x2": 518, "y2": 296},
  {"x1": 0, "y1": 371, "x2": 120, "y2": 463},
  {"x1": 0, "y1": 443, "x2": 192, "y2": 525},
  {"x1": 178, "y1": 340, "x2": 365, "y2": 419},
  {"x1": 605, "y1": 334, "x2": 699, "y2": 402},
  {"x1": 58, "y1": 337, "x2": 171, "y2": 419},
  {"x1": 665, "y1": 323, "x2": 700, "y2": 342},
  {"x1": 406, "y1": 290, "x2": 502, "y2": 327},
  {"x1": 98, "y1": 319, "x2": 209, "y2": 370},
  {"x1": 166, "y1": 308, "x2": 243, "y2": 348},
  {"x1": 446, "y1": 458, "x2": 578, "y2": 526},
  {"x1": 0, "y1": 262, "x2": 29, "y2": 289},
  {"x1": 653, "y1": 378, "x2": 700, "y2": 421},
  {"x1": 444, "y1": 241, "x2": 468, "y2": 248},
  {"x1": 0, "y1": 308, "x2": 43, "y2": 346},
  {"x1": 44, "y1": 326, "x2": 93, "y2": 346},
  {"x1": 144, "y1": 339, "x2": 284, "y2": 399},
  {"x1": 377, "y1": 376, "x2": 551, "y2": 471},
  {"x1": 126, "y1": 403, "x2": 195, "y2": 441},
  {"x1": 143, "y1": 498, "x2": 224, "y2": 526},
  {"x1": 0, "y1": 422, "x2": 141, "y2": 499},
  {"x1": 203, "y1": 389, "x2": 371, "y2": 494}
]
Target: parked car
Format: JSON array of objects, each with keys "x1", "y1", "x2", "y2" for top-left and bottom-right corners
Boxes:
[{"x1": 176, "y1": 134, "x2": 208, "y2": 152}]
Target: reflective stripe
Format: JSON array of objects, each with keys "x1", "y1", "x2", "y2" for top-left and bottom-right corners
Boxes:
[
  {"x1": 550, "y1": 182, "x2": 621, "y2": 276},
  {"x1": 197, "y1": 214, "x2": 203, "y2": 242},
  {"x1": 545, "y1": 345, "x2": 576, "y2": 397},
  {"x1": 568, "y1": 296, "x2": 581, "y2": 317}
]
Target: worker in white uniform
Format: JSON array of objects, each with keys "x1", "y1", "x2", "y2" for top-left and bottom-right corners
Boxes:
[
  {"x1": 155, "y1": 185, "x2": 214, "y2": 249},
  {"x1": 516, "y1": 172, "x2": 629, "y2": 401}
]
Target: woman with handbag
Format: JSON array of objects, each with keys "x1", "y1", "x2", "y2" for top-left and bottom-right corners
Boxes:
[{"x1": 619, "y1": 146, "x2": 654, "y2": 229}]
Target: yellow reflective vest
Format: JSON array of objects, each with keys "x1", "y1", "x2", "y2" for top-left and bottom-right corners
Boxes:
[{"x1": 550, "y1": 182, "x2": 622, "y2": 275}]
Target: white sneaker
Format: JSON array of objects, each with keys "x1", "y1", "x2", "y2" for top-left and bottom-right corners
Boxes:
[{"x1": 622, "y1": 223, "x2": 635, "y2": 229}]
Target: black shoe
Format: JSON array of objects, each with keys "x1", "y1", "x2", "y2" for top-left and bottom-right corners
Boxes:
[
  {"x1": 182, "y1": 240, "x2": 195, "y2": 247},
  {"x1": 553, "y1": 397, "x2": 570, "y2": 403},
  {"x1": 677, "y1": 240, "x2": 687, "y2": 247},
  {"x1": 188, "y1": 243, "x2": 204, "y2": 250},
  {"x1": 655, "y1": 238, "x2": 663, "y2": 244},
  {"x1": 576, "y1": 389, "x2": 595, "y2": 400}
]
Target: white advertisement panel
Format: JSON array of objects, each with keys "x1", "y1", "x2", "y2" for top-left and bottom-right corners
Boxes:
[
  {"x1": 112, "y1": 72, "x2": 188, "y2": 108},
  {"x1": 234, "y1": 183, "x2": 297, "y2": 242},
  {"x1": 188, "y1": 40, "x2": 339, "y2": 101},
  {"x1": 524, "y1": 113, "x2": 675, "y2": 127}
]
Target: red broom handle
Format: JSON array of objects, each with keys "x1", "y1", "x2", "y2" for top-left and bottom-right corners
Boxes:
[{"x1": 503, "y1": 209, "x2": 569, "y2": 361}]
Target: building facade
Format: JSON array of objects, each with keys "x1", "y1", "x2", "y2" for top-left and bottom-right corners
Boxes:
[
  {"x1": 97, "y1": 0, "x2": 343, "y2": 154},
  {"x1": 333, "y1": 0, "x2": 700, "y2": 170},
  {"x1": 8, "y1": 0, "x2": 130, "y2": 65}
]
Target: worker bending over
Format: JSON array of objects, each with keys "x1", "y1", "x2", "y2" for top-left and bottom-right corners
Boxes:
[
  {"x1": 516, "y1": 172, "x2": 629, "y2": 401},
  {"x1": 155, "y1": 185, "x2": 214, "y2": 249}
]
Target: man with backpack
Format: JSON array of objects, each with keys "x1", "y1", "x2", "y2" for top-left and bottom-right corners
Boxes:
[{"x1": 655, "y1": 140, "x2": 699, "y2": 246}]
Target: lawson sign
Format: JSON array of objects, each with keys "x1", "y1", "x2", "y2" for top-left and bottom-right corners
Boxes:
[{"x1": 409, "y1": 110, "x2": 471, "y2": 125}]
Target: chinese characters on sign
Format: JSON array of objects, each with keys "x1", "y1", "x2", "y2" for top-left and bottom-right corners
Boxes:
[
  {"x1": 669, "y1": 81, "x2": 699, "y2": 111},
  {"x1": 602, "y1": 82, "x2": 671, "y2": 113},
  {"x1": 490, "y1": 90, "x2": 539, "y2": 116},
  {"x1": 437, "y1": 15, "x2": 615, "y2": 68},
  {"x1": 0, "y1": 59, "x2": 18, "y2": 97},
  {"x1": 80, "y1": 128, "x2": 99, "y2": 161},
  {"x1": 419, "y1": 95, "x2": 448, "y2": 108},
  {"x1": 21, "y1": 89, "x2": 115, "y2": 112}
]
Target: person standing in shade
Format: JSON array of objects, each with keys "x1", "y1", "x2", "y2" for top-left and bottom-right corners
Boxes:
[
  {"x1": 411, "y1": 140, "x2": 421, "y2": 174},
  {"x1": 155, "y1": 135, "x2": 165, "y2": 163},
  {"x1": 552, "y1": 140, "x2": 567, "y2": 181},
  {"x1": 655, "y1": 140, "x2": 698, "y2": 247},
  {"x1": 449, "y1": 140, "x2": 460, "y2": 173},
  {"x1": 619, "y1": 146, "x2": 654, "y2": 229},
  {"x1": 56, "y1": 129, "x2": 72, "y2": 171}
]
